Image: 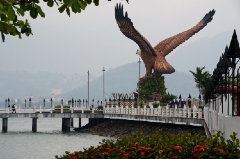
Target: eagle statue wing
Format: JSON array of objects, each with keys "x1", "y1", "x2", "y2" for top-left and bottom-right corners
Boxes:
[
  {"x1": 154, "y1": 10, "x2": 215, "y2": 57},
  {"x1": 115, "y1": 3, "x2": 156, "y2": 57}
]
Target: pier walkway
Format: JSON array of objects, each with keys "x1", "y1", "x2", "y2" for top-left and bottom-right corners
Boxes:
[{"x1": 0, "y1": 105, "x2": 207, "y2": 135}]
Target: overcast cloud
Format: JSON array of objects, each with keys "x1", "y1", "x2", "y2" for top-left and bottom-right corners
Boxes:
[{"x1": 1, "y1": 0, "x2": 240, "y2": 77}]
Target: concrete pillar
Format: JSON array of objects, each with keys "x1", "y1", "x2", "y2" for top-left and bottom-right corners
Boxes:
[
  {"x1": 2, "y1": 118, "x2": 8, "y2": 132},
  {"x1": 62, "y1": 118, "x2": 70, "y2": 132},
  {"x1": 186, "y1": 119, "x2": 190, "y2": 125},
  {"x1": 32, "y1": 118, "x2": 37, "y2": 132},
  {"x1": 70, "y1": 118, "x2": 74, "y2": 127},
  {"x1": 79, "y1": 118, "x2": 81, "y2": 128}
]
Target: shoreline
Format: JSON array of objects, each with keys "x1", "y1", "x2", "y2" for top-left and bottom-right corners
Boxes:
[{"x1": 74, "y1": 118, "x2": 206, "y2": 139}]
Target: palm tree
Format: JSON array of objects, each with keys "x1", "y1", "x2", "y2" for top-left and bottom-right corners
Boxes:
[{"x1": 189, "y1": 66, "x2": 212, "y2": 95}]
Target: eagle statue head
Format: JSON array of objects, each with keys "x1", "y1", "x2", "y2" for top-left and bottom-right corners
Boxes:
[{"x1": 136, "y1": 49, "x2": 141, "y2": 57}]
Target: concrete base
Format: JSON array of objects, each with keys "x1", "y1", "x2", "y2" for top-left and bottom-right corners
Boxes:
[
  {"x1": 70, "y1": 118, "x2": 73, "y2": 127},
  {"x1": 62, "y1": 118, "x2": 70, "y2": 132},
  {"x1": 32, "y1": 118, "x2": 37, "y2": 132},
  {"x1": 2, "y1": 118, "x2": 8, "y2": 132}
]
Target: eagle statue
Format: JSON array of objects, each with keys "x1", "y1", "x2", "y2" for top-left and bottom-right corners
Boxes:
[{"x1": 115, "y1": 3, "x2": 215, "y2": 77}]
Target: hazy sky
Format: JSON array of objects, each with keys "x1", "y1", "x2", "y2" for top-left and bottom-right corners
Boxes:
[{"x1": 1, "y1": 0, "x2": 240, "y2": 77}]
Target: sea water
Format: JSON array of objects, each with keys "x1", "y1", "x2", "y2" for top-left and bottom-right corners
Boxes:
[{"x1": 0, "y1": 118, "x2": 108, "y2": 159}]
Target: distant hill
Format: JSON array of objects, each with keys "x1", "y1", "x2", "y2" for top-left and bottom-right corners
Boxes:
[
  {"x1": 61, "y1": 31, "x2": 239, "y2": 101},
  {"x1": 0, "y1": 70, "x2": 96, "y2": 100},
  {"x1": 60, "y1": 62, "x2": 199, "y2": 101}
]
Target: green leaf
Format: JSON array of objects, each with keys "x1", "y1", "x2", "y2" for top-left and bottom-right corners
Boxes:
[
  {"x1": 78, "y1": 0, "x2": 87, "y2": 10},
  {"x1": 73, "y1": 3, "x2": 81, "y2": 13},
  {"x1": 35, "y1": 5, "x2": 45, "y2": 17},
  {"x1": 26, "y1": 4, "x2": 32, "y2": 11},
  {"x1": 20, "y1": 4, "x2": 26, "y2": 11},
  {"x1": 93, "y1": 0, "x2": 99, "y2": 6},
  {"x1": 30, "y1": 7, "x2": 38, "y2": 19},
  {"x1": 58, "y1": 4, "x2": 66, "y2": 13},
  {"x1": 17, "y1": 8, "x2": 25, "y2": 16},
  {"x1": 15, "y1": 20, "x2": 24, "y2": 26},
  {"x1": 63, "y1": 0, "x2": 73, "y2": 7},
  {"x1": 66, "y1": 7, "x2": 70, "y2": 16},
  {"x1": 85, "y1": 0, "x2": 92, "y2": 4},
  {"x1": 1, "y1": 31, "x2": 5, "y2": 42},
  {"x1": 8, "y1": 5, "x2": 15, "y2": 20},
  {"x1": 47, "y1": 1, "x2": 54, "y2": 7}
]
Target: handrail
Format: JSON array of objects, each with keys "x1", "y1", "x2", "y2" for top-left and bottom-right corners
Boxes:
[{"x1": 103, "y1": 106, "x2": 204, "y2": 119}]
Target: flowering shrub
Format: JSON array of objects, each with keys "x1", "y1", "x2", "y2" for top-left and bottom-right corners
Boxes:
[{"x1": 55, "y1": 130, "x2": 240, "y2": 159}]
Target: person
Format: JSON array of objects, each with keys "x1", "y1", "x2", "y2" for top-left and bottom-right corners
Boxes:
[{"x1": 12, "y1": 104, "x2": 16, "y2": 113}]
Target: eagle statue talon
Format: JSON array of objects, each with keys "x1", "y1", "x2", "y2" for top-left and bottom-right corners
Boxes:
[{"x1": 115, "y1": 3, "x2": 215, "y2": 77}]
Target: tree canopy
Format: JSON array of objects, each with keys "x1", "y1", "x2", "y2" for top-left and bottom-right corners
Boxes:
[
  {"x1": 189, "y1": 66, "x2": 211, "y2": 95},
  {"x1": 0, "y1": 0, "x2": 129, "y2": 42}
]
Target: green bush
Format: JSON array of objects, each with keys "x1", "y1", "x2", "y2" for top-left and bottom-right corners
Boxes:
[
  {"x1": 152, "y1": 102, "x2": 159, "y2": 108},
  {"x1": 138, "y1": 75, "x2": 167, "y2": 100},
  {"x1": 97, "y1": 106, "x2": 103, "y2": 110},
  {"x1": 54, "y1": 105, "x2": 70, "y2": 110},
  {"x1": 55, "y1": 130, "x2": 240, "y2": 159}
]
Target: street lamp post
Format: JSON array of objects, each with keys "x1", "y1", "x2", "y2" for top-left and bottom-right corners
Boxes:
[
  {"x1": 102, "y1": 67, "x2": 105, "y2": 107},
  {"x1": 8, "y1": 98, "x2": 10, "y2": 107},
  {"x1": 87, "y1": 70, "x2": 90, "y2": 108},
  {"x1": 5, "y1": 99, "x2": 7, "y2": 108},
  {"x1": 29, "y1": 98, "x2": 31, "y2": 108},
  {"x1": 43, "y1": 99, "x2": 45, "y2": 108},
  {"x1": 137, "y1": 58, "x2": 141, "y2": 107},
  {"x1": 61, "y1": 99, "x2": 63, "y2": 106},
  {"x1": 198, "y1": 94, "x2": 201, "y2": 107},
  {"x1": 50, "y1": 98, "x2": 52, "y2": 108},
  {"x1": 72, "y1": 98, "x2": 74, "y2": 108}
]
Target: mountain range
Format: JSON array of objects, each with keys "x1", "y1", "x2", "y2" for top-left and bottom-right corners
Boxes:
[
  {"x1": 0, "y1": 31, "x2": 238, "y2": 102},
  {"x1": 58, "y1": 62, "x2": 199, "y2": 101}
]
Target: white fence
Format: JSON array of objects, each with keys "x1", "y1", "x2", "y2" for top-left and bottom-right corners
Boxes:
[
  {"x1": 204, "y1": 96, "x2": 240, "y2": 139},
  {"x1": 0, "y1": 105, "x2": 92, "y2": 114},
  {"x1": 103, "y1": 105, "x2": 204, "y2": 119}
]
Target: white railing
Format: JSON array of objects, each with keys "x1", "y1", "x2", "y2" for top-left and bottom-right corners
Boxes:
[
  {"x1": 103, "y1": 105, "x2": 204, "y2": 119},
  {"x1": 0, "y1": 105, "x2": 91, "y2": 114}
]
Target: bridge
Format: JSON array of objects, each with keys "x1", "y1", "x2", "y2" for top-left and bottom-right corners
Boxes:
[{"x1": 0, "y1": 105, "x2": 208, "y2": 135}]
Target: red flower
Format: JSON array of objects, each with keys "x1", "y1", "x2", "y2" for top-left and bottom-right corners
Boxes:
[
  {"x1": 71, "y1": 156, "x2": 78, "y2": 159},
  {"x1": 98, "y1": 146, "x2": 103, "y2": 151},
  {"x1": 140, "y1": 152, "x2": 145, "y2": 156},
  {"x1": 174, "y1": 146, "x2": 182, "y2": 151},
  {"x1": 204, "y1": 145, "x2": 209, "y2": 149},
  {"x1": 193, "y1": 153, "x2": 199, "y2": 157},
  {"x1": 119, "y1": 150, "x2": 126, "y2": 154},
  {"x1": 194, "y1": 145, "x2": 205, "y2": 152},
  {"x1": 159, "y1": 149, "x2": 164, "y2": 153},
  {"x1": 170, "y1": 156, "x2": 175, "y2": 159},
  {"x1": 129, "y1": 147, "x2": 136, "y2": 151},
  {"x1": 131, "y1": 143, "x2": 137, "y2": 147},
  {"x1": 217, "y1": 148, "x2": 224, "y2": 153},
  {"x1": 145, "y1": 147, "x2": 151, "y2": 151},
  {"x1": 122, "y1": 153, "x2": 129, "y2": 159},
  {"x1": 106, "y1": 147, "x2": 112, "y2": 152}
]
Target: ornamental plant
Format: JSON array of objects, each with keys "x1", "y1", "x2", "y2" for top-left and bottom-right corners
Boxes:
[{"x1": 55, "y1": 130, "x2": 240, "y2": 159}]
